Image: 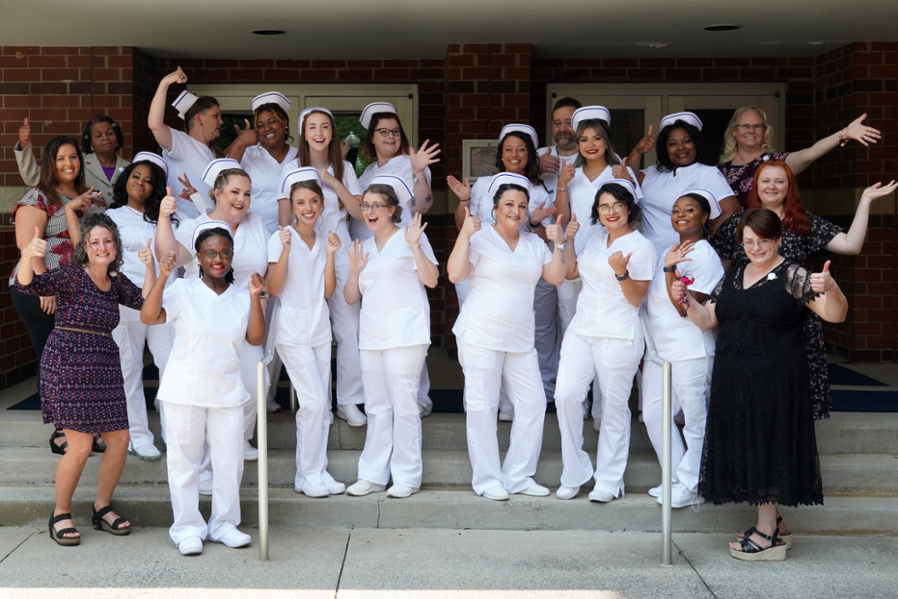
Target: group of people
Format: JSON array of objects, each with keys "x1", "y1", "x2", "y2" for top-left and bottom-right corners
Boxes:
[{"x1": 10, "y1": 67, "x2": 894, "y2": 561}]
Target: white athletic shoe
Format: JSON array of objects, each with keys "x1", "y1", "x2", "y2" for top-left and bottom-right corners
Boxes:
[
  {"x1": 346, "y1": 479, "x2": 386, "y2": 496},
  {"x1": 482, "y1": 486, "x2": 510, "y2": 501},
  {"x1": 386, "y1": 484, "x2": 418, "y2": 498},
  {"x1": 518, "y1": 483, "x2": 550, "y2": 497},
  {"x1": 555, "y1": 485, "x2": 580, "y2": 500},
  {"x1": 337, "y1": 405, "x2": 368, "y2": 427}
]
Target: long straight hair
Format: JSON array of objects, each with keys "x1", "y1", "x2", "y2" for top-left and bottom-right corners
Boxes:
[
  {"x1": 746, "y1": 159, "x2": 810, "y2": 235},
  {"x1": 719, "y1": 105, "x2": 777, "y2": 164},
  {"x1": 297, "y1": 109, "x2": 345, "y2": 183},
  {"x1": 37, "y1": 135, "x2": 87, "y2": 208},
  {"x1": 573, "y1": 119, "x2": 620, "y2": 169}
]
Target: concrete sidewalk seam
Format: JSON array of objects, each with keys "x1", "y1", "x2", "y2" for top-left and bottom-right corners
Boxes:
[
  {"x1": 674, "y1": 537, "x2": 719, "y2": 599},
  {"x1": 334, "y1": 526, "x2": 353, "y2": 598},
  {"x1": 0, "y1": 528, "x2": 36, "y2": 565}
]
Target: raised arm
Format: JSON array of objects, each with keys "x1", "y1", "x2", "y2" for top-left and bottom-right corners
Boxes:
[
  {"x1": 609, "y1": 250, "x2": 650, "y2": 308},
  {"x1": 154, "y1": 189, "x2": 193, "y2": 266},
  {"x1": 343, "y1": 240, "x2": 368, "y2": 305},
  {"x1": 224, "y1": 119, "x2": 258, "y2": 163},
  {"x1": 246, "y1": 273, "x2": 267, "y2": 346},
  {"x1": 671, "y1": 270, "x2": 718, "y2": 331},
  {"x1": 266, "y1": 227, "x2": 291, "y2": 297},
  {"x1": 405, "y1": 214, "x2": 439, "y2": 288},
  {"x1": 541, "y1": 215, "x2": 568, "y2": 286},
  {"x1": 409, "y1": 141, "x2": 440, "y2": 215},
  {"x1": 141, "y1": 252, "x2": 175, "y2": 325},
  {"x1": 562, "y1": 214, "x2": 580, "y2": 280},
  {"x1": 785, "y1": 114, "x2": 881, "y2": 176},
  {"x1": 137, "y1": 239, "x2": 157, "y2": 299},
  {"x1": 807, "y1": 261, "x2": 848, "y2": 323},
  {"x1": 825, "y1": 181, "x2": 898, "y2": 255},
  {"x1": 552, "y1": 164, "x2": 576, "y2": 225},
  {"x1": 321, "y1": 170, "x2": 364, "y2": 222},
  {"x1": 447, "y1": 207, "x2": 480, "y2": 284},
  {"x1": 148, "y1": 68, "x2": 188, "y2": 152},
  {"x1": 324, "y1": 231, "x2": 340, "y2": 299},
  {"x1": 448, "y1": 176, "x2": 473, "y2": 230},
  {"x1": 14, "y1": 118, "x2": 41, "y2": 188},
  {"x1": 626, "y1": 125, "x2": 654, "y2": 182}
]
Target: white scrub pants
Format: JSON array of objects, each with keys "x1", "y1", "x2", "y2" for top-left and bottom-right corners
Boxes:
[
  {"x1": 458, "y1": 337, "x2": 546, "y2": 495},
  {"x1": 357, "y1": 345, "x2": 427, "y2": 488},
  {"x1": 642, "y1": 356, "x2": 711, "y2": 493},
  {"x1": 330, "y1": 259, "x2": 365, "y2": 408},
  {"x1": 112, "y1": 306, "x2": 173, "y2": 449},
  {"x1": 162, "y1": 401, "x2": 245, "y2": 544},
  {"x1": 556, "y1": 277, "x2": 602, "y2": 420},
  {"x1": 555, "y1": 332, "x2": 642, "y2": 496},
  {"x1": 278, "y1": 341, "x2": 333, "y2": 489},
  {"x1": 533, "y1": 277, "x2": 559, "y2": 398}
]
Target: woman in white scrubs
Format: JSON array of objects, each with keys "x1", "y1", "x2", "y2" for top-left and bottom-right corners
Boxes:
[
  {"x1": 448, "y1": 173, "x2": 567, "y2": 501},
  {"x1": 155, "y1": 160, "x2": 270, "y2": 490},
  {"x1": 278, "y1": 108, "x2": 368, "y2": 427},
  {"x1": 268, "y1": 167, "x2": 344, "y2": 498},
  {"x1": 628, "y1": 112, "x2": 739, "y2": 258},
  {"x1": 106, "y1": 152, "x2": 175, "y2": 460},
  {"x1": 643, "y1": 189, "x2": 724, "y2": 508},
  {"x1": 354, "y1": 102, "x2": 441, "y2": 417},
  {"x1": 343, "y1": 176, "x2": 439, "y2": 498},
  {"x1": 142, "y1": 223, "x2": 265, "y2": 556},
  {"x1": 554, "y1": 180, "x2": 655, "y2": 502}
]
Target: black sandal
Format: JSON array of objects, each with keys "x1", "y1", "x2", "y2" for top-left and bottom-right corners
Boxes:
[
  {"x1": 730, "y1": 527, "x2": 786, "y2": 562},
  {"x1": 736, "y1": 516, "x2": 793, "y2": 550},
  {"x1": 92, "y1": 434, "x2": 107, "y2": 454},
  {"x1": 92, "y1": 505, "x2": 130, "y2": 535},
  {"x1": 48, "y1": 510, "x2": 80, "y2": 546},
  {"x1": 49, "y1": 429, "x2": 67, "y2": 456}
]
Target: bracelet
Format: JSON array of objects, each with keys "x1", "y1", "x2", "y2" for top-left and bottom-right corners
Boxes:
[
  {"x1": 458, "y1": 198, "x2": 471, "y2": 202},
  {"x1": 527, "y1": 220, "x2": 541, "y2": 232},
  {"x1": 556, "y1": 187, "x2": 568, "y2": 192},
  {"x1": 663, "y1": 265, "x2": 677, "y2": 273},
  {"x1": 838, "y1": 129, "x2": 848, "y2": 147},
  {"x1": 409, "y1": 243, "x2": 422, "y2": 251}
]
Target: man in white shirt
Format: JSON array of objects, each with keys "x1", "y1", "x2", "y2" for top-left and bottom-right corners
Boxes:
[{"x1": 538, "y1": 97, "x2": 583, "y2": 192}]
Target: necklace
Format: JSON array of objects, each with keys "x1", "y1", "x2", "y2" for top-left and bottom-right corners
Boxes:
[{"x1": 493, "y1": 224, "x2": 519, "y2": 251}]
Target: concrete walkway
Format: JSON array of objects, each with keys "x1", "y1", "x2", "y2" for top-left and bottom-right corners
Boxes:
[{"x1": 1, "y1": 526, "x2": 896, "y2": 598}]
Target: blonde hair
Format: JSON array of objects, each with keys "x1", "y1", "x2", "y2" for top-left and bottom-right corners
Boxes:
[
  {"x1": 208, "y1": 168, "x2": 251, "y2": 201},
  {"x1": 719, "y1": 105, "x2": 777, "y2": 164}
]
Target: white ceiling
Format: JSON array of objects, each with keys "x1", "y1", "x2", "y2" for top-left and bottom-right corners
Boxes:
[{"x1": 3, "y1": 0, "x2": 898, "y2": 60}]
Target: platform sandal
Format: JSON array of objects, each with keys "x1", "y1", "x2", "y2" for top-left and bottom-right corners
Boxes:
[
  {"x1": 48, "y1": 510, "x2": 80, "y2": 546},
  {"x1": 736, "y1": 516, "x2": 792, "y2": 550},
  {"x1": 730, "y1": 527, "x2": 786, "y2": 562},
  {"x1": 92, "y1": 434, "x2": 107, "y2": 453},
  {"x1": 91, "y1": 505, "x2": 131, "y2": 536},
  {"x1": 49, "y1": 430, "x2": 67, "y2": 456}
]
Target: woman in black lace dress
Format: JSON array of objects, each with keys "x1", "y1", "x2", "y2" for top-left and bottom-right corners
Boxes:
[
  {"x1": 674, "y1": 209, "x2": 848, "y2": 561},
  {"x1": 710, "y1": 160, "x2": 896, "y2": 420}
]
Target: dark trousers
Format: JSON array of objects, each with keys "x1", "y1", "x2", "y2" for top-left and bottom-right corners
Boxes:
[{"x1": 10, "y1": 286, "x2": 55, "y2": 401}]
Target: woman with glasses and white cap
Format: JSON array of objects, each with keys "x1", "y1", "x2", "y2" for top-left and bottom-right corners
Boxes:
[
  {"x1": 154, "y1": 159, "x2": 270, "y2": 488},
  {"x1": 448, "y1": 173, "x2": 567, "y2": 501},
  {"x1": 448, "y1": 124, "x2": 557, "y2": 417},
  {"x1": 148, "y1": 67, "x2": 223, "y2": 219},
  {"x1": 278, "y1": 107, "x2": 368, "y2": 427},
  {"x1": 142, "y1": 222, "x2": 265, "y2": 556},
  {"x1": 641, "y1": 188, "x2": 724, "y2": 509},
  {"x1": 553, "y1": 179, "x2": 655, "y2": 502},
  {"x1": 627, "y1": 112, "x2": 739, "y2": 258},
  {"x1": 343, "y1": 175, "x2": 439, "y2": 498},
  {"x1": 268, "y1": 167, "x2": 344, "y2": 498},
  {"x1": 105, "y1": 152, "x2": 177, "y2": 461}
]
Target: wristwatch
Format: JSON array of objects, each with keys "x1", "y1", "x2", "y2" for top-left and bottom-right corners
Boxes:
[
  {"x1": 555, "y1": 239, "x2": 568, "y2": 251},
  {"x1": 615, "y1": 271, "x2": 629, "y2": 282}
]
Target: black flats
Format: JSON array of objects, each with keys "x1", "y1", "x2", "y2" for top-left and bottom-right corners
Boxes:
[
  {"x1": 92, "y1": 505, "x2": 130, "y2": 535},
  {"x1": 48, "y1": 511, "x2": 80, "y2": 546}
]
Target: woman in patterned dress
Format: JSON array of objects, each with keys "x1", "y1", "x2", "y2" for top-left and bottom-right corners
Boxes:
[{"x1": 16, "y1": 213, "x2": 156, "y2": 546}]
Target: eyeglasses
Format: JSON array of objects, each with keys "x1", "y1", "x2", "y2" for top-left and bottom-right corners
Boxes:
[
  {"x1": 736, "y1": 124, "x2": 765, "y2": 132},
  {"x1": 741, "y1": 238, "x2": 774, "y2": 249},
  {"x1": 597, "y1": 202, "x2": 626, "y2": 215},
  {"x1": 552, "y1": 120, "x2": 573, "y2": 128},
  {"x1": 200, "y1": 249, "x2": 234, "y2": 259},
  {"x1": 375, "y1": 128, "x2": 401, "y2": 138},
  {"x1": 360, "y1": 203, "x2": 388, "y2": 211}
]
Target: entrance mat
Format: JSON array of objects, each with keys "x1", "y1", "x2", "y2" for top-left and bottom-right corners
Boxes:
[
  {"x1": 830, "y1": 390, "x2": 898, "y2": 413},
  {"x1": 827, "y1": 364, "x2": 887, "y2": 387}
]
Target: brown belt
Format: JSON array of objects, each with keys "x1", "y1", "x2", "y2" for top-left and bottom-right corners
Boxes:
[{"x1": 55, "y1": 326, "x2": 113, "y2": 339}]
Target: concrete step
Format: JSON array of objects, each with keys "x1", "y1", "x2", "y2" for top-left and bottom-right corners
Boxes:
[
  {"x1": 2, "y1": 411, "x2": 897, "y2": 455},
  {"x1": 3, "y1": 485, "x2": 897, "y2": 536},
  {"x1": 3, "y1": 447, "x2": 896, "y2": 496}
]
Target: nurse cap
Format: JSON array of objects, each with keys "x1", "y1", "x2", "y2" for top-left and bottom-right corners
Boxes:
[
  {"x1": 298, "y1": 107, "x2": 335, "y2": 138},
  {"x1": 602, "y1": 178, "x2": 639, "y2": 203},
  {"x1": 172, "y1": 90, "x2": 200, "y2": 120},
  {"x1": 488, "y1": 172, "x2": 532, "y2": 195},
  {"x1": 572, "y1": 106, "x2": 612, "y2": 130},
  {"x1": 192, "y1": 220, "x2": 231, "y2": 249},
  {"x1": 280, "y1": 167, "x2": 322, "y2": 197},
  {"x1": 252, "y1": 92, "x2": 292, "y2": 114},
  {"x1": 660, "y1": 111, "x2": 703, "y2": 132},
  {"x1": 367, "y1": 175, "x2": 413, "y2": 204},
  {"x1": 499, "y1": 124, "x2": 539, "y2": 149},
  {"x1": 679, "y1": 187, "x2": 722, "y2": 219},
  {"x1": 360, "y1": 102, "x2": 397, "y2": 129},
  {"x1": 201, "y1": 158, "x2": 243, "y2": 188},
  {"x1": 132, "y1": 152, "x2": 168, "y2": 177}
]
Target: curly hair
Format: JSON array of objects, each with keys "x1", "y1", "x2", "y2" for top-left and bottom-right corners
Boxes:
[
  {"x1": 254, "y1": 103, "x2": 293, "y2": 145},
  {"x1": 109, "y1": 161, "x2": 175, "y2": 226},
  {"x1": 195, "y1": 227, "x2": 235, "y2": 285},
  {"x1": 494, "y1": 132, "x2": 543, "y2": 186},
  {"x1": 656, "y1": 121, "x2": 716, "y2": 172},
  {"x1": 363, "y1": 184, "x2": 403, "y2": 223},
  {"x1": 80, "y1": 115, "x2": 124, "y2": 155},
  {"x1": 71, "y1": 213, "x2": 124, "y2": 275},
  {"x1": 592, "y1": 182, "x2": 640, "y2": 226}
]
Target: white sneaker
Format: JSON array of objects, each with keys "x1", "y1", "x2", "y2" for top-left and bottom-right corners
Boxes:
[
  {"x1": 419, "y1": 403, "x2": 433, "y2": 418},
  {"x1": 518, "y1": 483, "x2": 550, "y2": 497},
  {"x1": 482, "y1": 485, "x2": 510, "y2": 501},
  {"x1": 244, "y1": 444, "x2": 259, "y2": 461},
  {"x1": 329, "y1": 410, "x2": 335, "y2": 425},
  {"x1": 199, "y1": 479, "x2": 213, "y2": 496},
  {"x1": 129, "y1": 442, "x2": 162, "y2": 461},
  {"x1": 648, "y1": 484, "x2": 663, "y2": 498},
  {"x1": 299, "y1": 481, "x2": 330, "y2": 498},
  {"x1": 346, "y1": 479, "x2": 386, "y2": 496},
  {"x1": 555, "y1": 485, "x2": 580, "y2": 500},
  {"x1": 178, "y1": 536, "x2": 203, "y2": 555},
  {"x1": 387, "y1": 484, "x2": 418, "y2": 498},
  {"x1": 498, "y1": 410, "x2": 513, "y2": 422},
  {"x1": 660, "y1": 483, "x2": 705, "y2": 509},
  {"x1": 337, "y1": 404, "x2": 368, "y2": 427},
  {"x1": 637, "y1": 411, "x2": 644, "y2": 423},
  {"x1": 210, "y1": 528, "x2": 251, "y2": 548},
  {"x1": 322, "y1": 472, "x2": 346, "y2": 495},
  {"x1": 592, "y1": 418, "x2": 602, "y2": 432},
  {"x1": 588, "y1": 487, "x2": 615, "y2": 503},
  {"x1": 266, "y1": 399, "x2": 282, "y2": 413}
]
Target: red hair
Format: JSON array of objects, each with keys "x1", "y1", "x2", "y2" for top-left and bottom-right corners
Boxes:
[{"x1": 747, "y1": 160, "x2": 810, "y2": 235}]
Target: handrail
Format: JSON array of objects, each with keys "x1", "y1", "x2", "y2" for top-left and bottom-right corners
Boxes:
[{"x1": 255, "y1": 296, "x2": 281, "y2": 561}]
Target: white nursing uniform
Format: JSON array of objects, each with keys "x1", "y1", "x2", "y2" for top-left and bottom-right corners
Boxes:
[
  {"x1": 157, "y1": 278, "x2": 251, "y2": 545},
  {"x1": 554, "y1": 228, "x2": 655, "y2": 497},
  {"x1": 241, "y1": 144, "x2": 298, "y2": 236},
  {"x1": 356, "y1": 230, "x2": 437, "y2": 489},
  {"x1": 278, "y1": 159, "x2": 365, "y2": 408},
  {"x1": 643, "y1": 239, "x2": 723, "y2": 493},
  {"x1": 107, "y1": 206, "x2": 175, "y2": 451},
  {"x1": 639, "y1": 163, "x2": 733, "y2": 258},
  {"x1": 452, "y1": 226, "x2": 552, "y2": 495},
  {"x1": 162, "y1": 127, "x2": 212, "y2": 220},
  {"x1": 537, "y1": 145, "x2": 579, "y2": 194}
]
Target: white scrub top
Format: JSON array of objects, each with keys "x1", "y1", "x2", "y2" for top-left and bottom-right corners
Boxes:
[
  {"x1": 357, "y1": 230, "x2": 438, "y2": 351},
  {"x1": 645, "y1": 239, "x2": 723, "y2": 361},
  {"x1": 570, "y1": 228, "x2": 655, "y2": 340},
  {"x1": 537, "y1": 145, "x2": 579, "y2": 194},
  {"x1": 107, "y1": 206, "x2": 175, "y2": 289},
  {"x1": 568, "y1": 165, "x2": 643, "y2": 255},
  {"x1": 162, "y1": 127, "x2": 213, "y2": 220},
  {"x1": 175, "y1": 211, "x2": 269, "y2": 287},
  {"x1": 452, "y1": 226, "x2": 552, "y2": 352},
  {"x1": 266, "y1": 227, "x2": 331, "y2": 348},
  {"x1": 241, "y1": 144, "x2": 299, "y2": 236},
  {"x1": 156, "y1": 278, "x2": 251, "y2": 408},
  {"x1": 469, "y1": 174, "x2": 554, "y2": 230},
  {"x1": 639, "y1": 163, "x2": 733, "y2": 258},
  {"x1": 352, "y1": 155, "x2": 432, "y2": 241}
]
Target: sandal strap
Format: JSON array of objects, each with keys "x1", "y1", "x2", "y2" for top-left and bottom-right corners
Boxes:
[
  {"x1": 53, "y1": 527, "x2": 79, "y2": 539},
  {"x1": 93, "y1": 505, "x2": 128, "y2": 530},
  {"x1": 49, "y1": 512, "x2": 74, "y2": 527},
  {"x1": 737, "y1": 527, "x2": 775, "y2": 554}
]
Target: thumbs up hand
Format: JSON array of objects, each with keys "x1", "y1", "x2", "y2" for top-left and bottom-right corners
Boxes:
[
  {"x1": 138, "y1": 239, "x2": 155, "y2": 268},
  {"x1": 612, "y1": 157, "x2": 633, "y2": 182},
  {"x1": 460, "y1": 206, "x2": 481, "y2": 240},
  {"x1": 565, "y1": 212, "x2": 580, "y2": 239},
  {"x1": 810, "y1": 260, "x2": 836, "y2": 294},
  {"x1": 540, "y1": 146, "x2": 561, "y2": 174},
  {"x1": 23, "y1": 227, "x2": 48, "y2": 260}
]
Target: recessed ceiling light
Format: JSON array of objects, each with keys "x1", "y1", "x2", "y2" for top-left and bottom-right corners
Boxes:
[
  {"x1": 251, "y1": 29, "x2": 287, "y2": 36},
  {"x1": 704, "y1": 24, "x2": 743, "y2": 32}
]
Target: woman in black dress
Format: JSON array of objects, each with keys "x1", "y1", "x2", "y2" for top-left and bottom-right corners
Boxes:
[{"x1": 673, "y1": 208, "x2": 848, "y2": 561}]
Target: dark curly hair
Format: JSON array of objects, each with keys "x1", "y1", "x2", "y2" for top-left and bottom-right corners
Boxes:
[
  {"x1": 195, "y1": 227, "x2": 235, "y2": 285},
  {"x1": 71, "y1": 213, "x2": 124, "y2": 275},
  {"x1": 109, "y1": 161, "x2": 175, "y2": 226},
  {"x1": 592, "y1": 182, "x2": 641, "y2": 226},
  {"x1": 495, "y1": 132, "x2": 543, "y2": 187},
  {"x1": 363, "y1": 184, "x2": 403, "y2": 224},
  {"x1": 655, "y1": 121, "x2": 716, "y2": 172},
  {"x1": 361, "y1": 112, "x2": 411, "y2": 162},
  {"x1": 80, "y1": 115, "x2": 124, "y2": 155}
]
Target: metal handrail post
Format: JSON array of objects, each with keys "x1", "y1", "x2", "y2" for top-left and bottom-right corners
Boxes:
[{"x1": 256, "y1": 361, "x2": 269, "y2": 561}]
